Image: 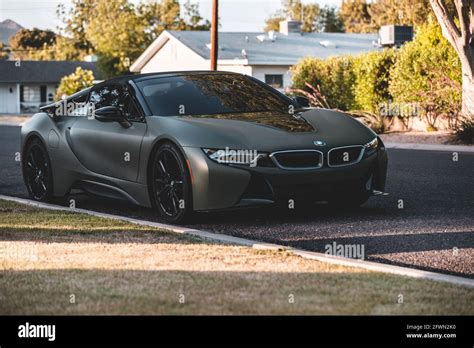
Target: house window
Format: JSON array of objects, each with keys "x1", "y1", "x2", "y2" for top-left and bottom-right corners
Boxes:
[
  {"x1": 20, "y1": 85, "x2": 48, "y2": 113},
  {"x1": 22, "y1": 86, "x2": 41, "y2": 102},
  {"x1": 265, "y1": 74, "x2": 283, "y2": 89}
]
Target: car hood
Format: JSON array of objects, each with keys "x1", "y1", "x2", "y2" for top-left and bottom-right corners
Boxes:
[{"x1": 150, "y1": 108, "x2": 376, "y2": 152}]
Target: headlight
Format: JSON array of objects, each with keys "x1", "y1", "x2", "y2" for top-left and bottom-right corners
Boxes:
[
  {"x1": 365, "y1": 137, "x2": 378, "y2": 150},
  {"x1": 202, "y1": 148, "x2": 268, "y2": 167},
  {"x1": 364, "y1": 137, "x2": 379, "y2": 156}
]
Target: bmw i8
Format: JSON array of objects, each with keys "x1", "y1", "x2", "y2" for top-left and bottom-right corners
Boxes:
[{"x1": 21, "y1": 71, "x2": 388, "y2": 223}]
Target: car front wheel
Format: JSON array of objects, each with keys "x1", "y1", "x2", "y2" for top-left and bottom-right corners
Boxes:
[
  {"x1": 22, "y1": 138, "x2": 54, "y2": 202},
  {"x1": 150, "y1": 142, "x2": 193, "y2": 224}
]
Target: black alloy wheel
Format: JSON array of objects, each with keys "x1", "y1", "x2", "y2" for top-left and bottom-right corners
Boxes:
[
  {"x1": 23, "y1": 138, "x2": 53, "y2": 202},
  {"x1": 151, "y1": 142, "x2": 193, "y2": 223}
]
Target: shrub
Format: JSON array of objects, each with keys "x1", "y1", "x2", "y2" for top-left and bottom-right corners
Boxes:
[
  {"x1": 290, "y1": 56, "x2": 356, "y2": 110},
  {"x1": 290, "y1": 50, "x2": 396, "y2": 113},
  {"x1": 55, "y1": 67, "x2": 95, "y2": 101},
  {"x1": 389, "y1": 19, "x2": 462, "y2": 130},
  {"x1": 453, "y1": 118, "x2": 474, "y2": 144},
  {"x1": 286, "y1": 82, "x2": 331, "y2": 109},
  {"x1": 353, "y1": 49, "x2": 396, "y2": 113},
  {"x1": 290, "y1": 19, "x2": 462, "y2": 132},
  {"x1": 349, "y1": 110, "x2": 393, "y2": 134}
]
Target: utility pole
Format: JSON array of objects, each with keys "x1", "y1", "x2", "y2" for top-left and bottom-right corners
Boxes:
[{"x1": 211, "y1": 0, "x2": 218, "y2": 71}]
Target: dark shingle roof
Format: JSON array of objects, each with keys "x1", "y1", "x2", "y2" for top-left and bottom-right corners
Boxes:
[{"x1": 0, "y1": 60, "x2": 101, "y2": 83}]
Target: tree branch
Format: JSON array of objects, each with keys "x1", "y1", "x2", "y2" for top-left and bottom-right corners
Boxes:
[
  {"x1": 455, "y1": 0, "x2": 471, "y2": 46},
  {"x1": 430, "y1": 0, "x2": 474, "y2": 78},
  {"x1": 430, "y1": 0, "x2": 462, "y2": 48}
]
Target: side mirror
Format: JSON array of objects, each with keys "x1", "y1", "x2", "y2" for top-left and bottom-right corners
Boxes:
[
  {"x1": 94, "y1": 106, "x2": 123, "y2": 122},
  {"x1": 94, "y1": 106, "x2": 131, "y2": 128},
  {"x1": 293, "y1": 96, "x2": 310, "y2": 108}
]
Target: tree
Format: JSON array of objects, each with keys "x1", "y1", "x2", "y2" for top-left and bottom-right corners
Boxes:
[
  {"x1": 264, "y1": 16, "x2": 285, "y2": 32},
  {"x1": 9, "y1": 28, "x2": 56, "y2": 59},
  {"x1": 56, "y1": 0, "x2": 209, "y2": 76},
  {"x1": 55, "y1": 67, "x2": 95, "y2": 100},
  {"x1": 179, "y1": 0, "x2": 211, "y2": 30},
  {"x1": 389, "y1": 20, "x2": 462, "y2": 129},
  {"x1": 368, "y1": 0, "x2": 432, "y2": 30},
  {"x1": 138, "y1": 0, "x2": 209, "y2": 42},
  {"x1": 429, "y1": 0, "x2": 474, "y2": 118},
  {"x1": 316, "y1": 6, "x2": 344, "y2": 32},
  {"x1": 0, "y1": 43, "x2": 9, "y2": 60},
  {"x1": 57, "y1": 0, "x2": 95, "y2": 55},
  {"x1": 340, "y1": 0, "x2": 374, "y2": 33},
  {"x1": 264, "y1": 0, "x2": 320, "y2": 33},
  {"x1": 85, "y1": 0, "x2": 149, "y2": 77},
  {"x1": 289, "y1": 1, "x2": 320, "y2": 33}
]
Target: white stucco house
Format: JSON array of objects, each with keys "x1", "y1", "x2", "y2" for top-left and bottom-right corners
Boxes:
[
  {"x1": 0, "y1": 61, "x2": 100, "y2": 114},
  {"x1": 130, "y1": 19, "x2": 379, "y2": 90}
]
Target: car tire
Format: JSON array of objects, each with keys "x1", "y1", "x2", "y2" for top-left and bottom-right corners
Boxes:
[
  {"x1": 22, "y1": 138, "x2": 54, "y2": 202},
  {"x1": 150, "y1": 142, "x2": 193, "y2": 224}
]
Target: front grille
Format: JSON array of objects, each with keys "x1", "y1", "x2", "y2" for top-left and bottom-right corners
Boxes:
[
  {"x1": 271, "y1": 150, "x2": 323, "y2": 169},
  {"x1": 328, "y1": 146, "x2": 364, "y2": 167}
]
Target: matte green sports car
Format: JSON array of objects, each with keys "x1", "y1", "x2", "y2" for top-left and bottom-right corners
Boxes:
[{"x1": 21, "y1": 71, "x2": 388, "y2": 223}]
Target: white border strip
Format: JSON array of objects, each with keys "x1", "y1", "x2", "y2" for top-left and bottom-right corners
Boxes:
[
  {"x1": 385, "y1": 142, "x2": 474, "y2": 153},
  {"x1": 1, "y1": 194, "x2": 473, "y2": 288}
]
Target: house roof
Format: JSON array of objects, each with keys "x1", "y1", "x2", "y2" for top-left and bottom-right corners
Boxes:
[
  {"x1": 131, "y1": 30, "x2": 379, "y2": 71},
  {"x1": 0, "y1": 61, "x2": 101, "y2": 83},
  {"x1": 0, "y1": 19, "x2": 23, "y2": 46}
]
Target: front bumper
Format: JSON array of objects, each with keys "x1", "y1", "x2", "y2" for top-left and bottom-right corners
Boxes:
[{"x1": 183, "y1": 146, "x2": 388, "y2": 212}]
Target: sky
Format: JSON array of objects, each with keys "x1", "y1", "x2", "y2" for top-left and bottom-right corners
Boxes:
[{"x1": 0, "y1": 0, "x2": 342, "y2": 32}]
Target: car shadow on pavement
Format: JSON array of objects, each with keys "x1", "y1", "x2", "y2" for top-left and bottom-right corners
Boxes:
[{"x1": 289, "y1": 231, "x2": 474, "y2": 255}]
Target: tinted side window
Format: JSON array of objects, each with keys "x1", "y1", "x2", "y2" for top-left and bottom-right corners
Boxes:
[
  {"x1": 120, "y1": 90, "x2": 143, "y2": 122},
  {"x1": 90, "y1": 84, "x2": 142, "y2": 121},
  {"x1": 123, "y1": 96, "x2": 142, "y2": 121},
  {"x1": 89, "y1": 85, "x2": 121, "y2": 109}
]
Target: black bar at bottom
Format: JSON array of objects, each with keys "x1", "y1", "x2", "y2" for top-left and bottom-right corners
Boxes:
[{"x1": 0, "y1": 316, "x2": 472, "y2": 346}]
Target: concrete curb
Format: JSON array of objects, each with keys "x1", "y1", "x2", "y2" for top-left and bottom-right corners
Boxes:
[
  {"x1": 1, "y1": 194, "x2": 473, "y2": 288},
  {"x1": 385, "y1": 142, "x2": 474, "y2": 153}
]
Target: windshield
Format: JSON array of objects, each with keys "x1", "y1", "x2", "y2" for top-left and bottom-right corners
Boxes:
[{"x1": 136, "y1": 73, "x2": 294, "y2": 116}]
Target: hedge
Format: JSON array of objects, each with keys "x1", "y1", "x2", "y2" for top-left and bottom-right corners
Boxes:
[
  {"x1": 291, "y1": 55, "x2": 357, "y2": 110},
  {"x1": 290, "y1": 20, "x2": 462, "y2": 124}
]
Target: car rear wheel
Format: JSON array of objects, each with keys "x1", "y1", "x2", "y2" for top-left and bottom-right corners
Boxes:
[
  {"x1": 23, "y1": 138, "x2": 54, "y2": 202},
  {"x1": 151, "y1": 142, "x2": 193, "y2": 224}
]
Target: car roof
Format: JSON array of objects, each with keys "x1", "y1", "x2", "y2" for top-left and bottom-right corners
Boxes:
[
  {"x1": 39, "y1": 71, "x2": 244, "y2": 112},
  {"x1": 105, "y1": 70, "x2": 242, "y2": 85}
]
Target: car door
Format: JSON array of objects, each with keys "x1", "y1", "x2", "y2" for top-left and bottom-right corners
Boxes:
[{"x1": 67, "y1": 83, "x2": 147, "y2": 182}]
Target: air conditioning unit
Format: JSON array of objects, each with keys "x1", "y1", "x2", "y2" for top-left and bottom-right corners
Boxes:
[
  {"x1": 279, "y1": 18, "x2": 302, "y2": 35},
  {"x1": 379, "y1": 25, "x2": 413, "y2": 47}
]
